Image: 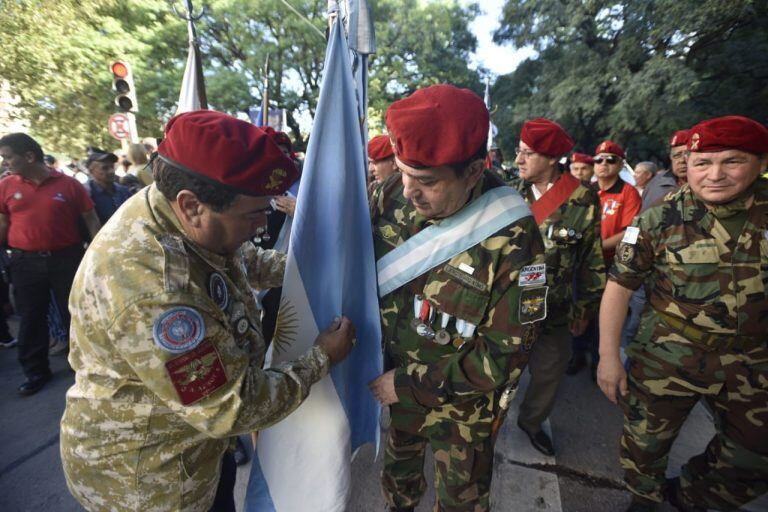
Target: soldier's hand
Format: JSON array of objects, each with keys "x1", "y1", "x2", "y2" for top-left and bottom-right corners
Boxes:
[
  {"x1": 273, "y1": 196, "x2": 297, "y2": 217},
  {"x1": 315, "y1": 316, "x2": 355, "y2": 366},
  {"x1": 597, "y1": 356, "x2": 628, "y2": 404},
  {"x1": 369, "y1": 369, "x2": 399, "y2": 405}
]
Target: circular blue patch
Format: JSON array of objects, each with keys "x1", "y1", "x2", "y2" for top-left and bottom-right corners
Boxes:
[
  {"x1": 208, "y1": 272, "x2": 229, "y2": 311},
  {"x1": 153, "y1": 307, "x2": 205, "y2": 353}
]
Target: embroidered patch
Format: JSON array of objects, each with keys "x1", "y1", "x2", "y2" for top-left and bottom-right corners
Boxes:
[
  {"x1": 444, "y1": 264, "x2": 487, "y2": 292},
  {"x1": 165, "y1": 340, "x2": 227, "y2": 405},
  {"x1": 521, "y1": 326, "x2": 536, "y2": 352},
  {"x1": 208, "y1": 272, "x2": 229, "y2": 310},
  {"x1": 518, "y1": 264, "x2": 547, "y2": 287},
  {"x1": 153, "y1": 307, "x2": 205, "y2": 353},
  {"x1": 622, "y1": 226, "x2": 640, "y2": 245},
  {"x1": 619, "y1": 244, "x2": 635, "y2": 263},
  {"x1": 458, "y1": 262, "x2": 475, "y2": 275},
  {"x1": 519, "y1": 286, "x2": 548, "y2": 324}
]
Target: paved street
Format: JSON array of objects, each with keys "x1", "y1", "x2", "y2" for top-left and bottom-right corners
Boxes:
[{"x1": 1, "y1": 323, "x2": 766, "y2": 511}]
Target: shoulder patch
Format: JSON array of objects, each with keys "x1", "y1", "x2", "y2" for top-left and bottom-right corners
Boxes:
[
  {"x1": 153, "y1": 307, "x2": 205, "y2": 353},
  {"x1": 520, "y1": 286, "x2": 548, "y2": 324},
  {"x1": 518, "y1": 264, "x2": 547, "y2": 287},
  {"x1": 165, "y1": 340, "x2": 227, "y2": 405}
]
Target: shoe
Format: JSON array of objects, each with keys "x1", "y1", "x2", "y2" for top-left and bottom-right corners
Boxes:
[
  {"x1": 49, "y1": 339, "x2": 69, "y2": 356},
  {"x1": 565, "y1": 353, "x2": 586, "y2": 375},
  {"x1": 517, "y1": 421, "x2": 555, "y2": 456},
  {"x1": 625, "y1": 496, "x2": 658, "y2": 512},
  {"x1": 233, "y1": 436, "x2": 250, "y2": 466},
  {"x1": 666, "y1": 477, "x2": 706, "y2": 512},
  {"x1": 0, "y1": 338, "x2": 17, "y2": 348},
  {"x1": 18, "y1": 373, "x2": 51, "y2": 396}
]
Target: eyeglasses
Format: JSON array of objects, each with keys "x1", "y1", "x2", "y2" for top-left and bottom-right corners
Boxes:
[
  {"x1": 515, "y1": 148, "x2": 537, "y2": 159},
  {"x1": 594, "y1": 156, "x2": 619, "y2": 165}
]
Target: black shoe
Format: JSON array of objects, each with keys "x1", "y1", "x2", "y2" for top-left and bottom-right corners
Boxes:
[
  {"x1": 18, "y1": 373, "x2": 51, "y2": 396},
  {"x1": 517, "y1": 421, "x2": 555, "y2": 456},
  {"x1": 666, "y1": 477, "x2": 706, "y2": 512},
  {"x1": 233, "y1": 436, "x2": 250, "y2": 466},
  {"x1": 625, "y1": 496, "x2": 658, "y2": 512},
  {"x1": 565, "y1": 353, "x2": 586, "y2": 375}
]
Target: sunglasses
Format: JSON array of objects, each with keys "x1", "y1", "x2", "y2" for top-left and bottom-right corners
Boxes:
[{"x1": 594, "y1": 156, "x2": 619, "y2": 164}]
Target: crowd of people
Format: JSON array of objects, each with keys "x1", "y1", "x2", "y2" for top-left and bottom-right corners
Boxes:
[{"x1": 0, "y1": 82, "x2": 765, "y2": 512}]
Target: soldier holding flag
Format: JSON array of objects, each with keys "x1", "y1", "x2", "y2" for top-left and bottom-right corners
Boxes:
[{"x1": 368, "y1": 84, "x2": 547, "y2": 512}]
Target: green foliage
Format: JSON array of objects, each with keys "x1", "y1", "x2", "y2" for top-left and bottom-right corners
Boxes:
[
  {"x1": 0, "y1": 0, "x2": 482, "y2": 155},
  {"x1": 492, "y1": 0, "x2": 768, "y2": 163}
]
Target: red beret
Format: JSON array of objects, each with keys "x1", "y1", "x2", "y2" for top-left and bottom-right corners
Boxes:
[
  {"x1": 520, "y1": 118, "x2": 574, "y2": 157},
  {"x1": 595, "y1": 140, "x2": 625, "y2": 159},
  {"x1": 158, "y1": 111, "x2": 298, "y2": 196},
  {"x1": 571, "y1": 152, "x2": 594, "y2": 165},
  {"x1": 688, "y1": 116, "x2": 768, "y2": 154},
  {"x1": 669, "y1": 130, "x2": 689, "y2": 147},
  {"x1": 262, "y1": 126, "x2": 293, "y2": 151},
  {"x1": 368, "y1": 134, "x2": 394, "y2": 161},
  {"x1": 385, "y1": 84, "x2": 489, "y2": 168}
]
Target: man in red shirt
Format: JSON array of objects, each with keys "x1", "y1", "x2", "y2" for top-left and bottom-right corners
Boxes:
[
  {"x1": 593, "y1": 141, "x2": 641, "y2": 264},
  {"x1": 0, "y1": 133, "x2": 101, "y2": 395}
]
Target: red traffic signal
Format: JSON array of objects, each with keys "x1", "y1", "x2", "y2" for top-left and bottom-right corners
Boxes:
[{"x1": 110, "y1": 60, "x2": 138, "y2": 113}]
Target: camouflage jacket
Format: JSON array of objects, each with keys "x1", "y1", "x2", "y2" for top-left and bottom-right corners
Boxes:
[
  {"x1": 371, "y1": 172, "x2": 546, "y2": 444},
  {"x1": 610, "y1": 177, "x2": 768, "y2": 344},
  {"x1": 60, "y1": 185, "x2": 329, "y2": 512},
  {"x1": 511, "y1": 174, "x2": 606, "y2": 323}
]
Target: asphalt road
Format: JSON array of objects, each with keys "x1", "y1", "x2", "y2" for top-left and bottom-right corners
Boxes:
[{"x1": 1, "y1": 326, "x2": 766, "y2": 512}]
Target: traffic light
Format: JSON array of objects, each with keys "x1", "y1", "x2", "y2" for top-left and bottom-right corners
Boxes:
[{"x1": 110, "y1": 60, "x2": 138, "y2": 113}]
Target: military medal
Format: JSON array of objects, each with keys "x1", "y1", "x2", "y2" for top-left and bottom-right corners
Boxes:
[
  {"x1": 253, "y1": 226, "x2": 266, "y2": 243},
  {"x1": 416, "y1": 323, "x2": 435, "y2": 339},
  {"x1": 208, "y1": 272, "x2": 229, "y2": 311},
  {"x1": 435, "y1": 330, "x2": 451, "y2": 345},
  {"x1": 229, "y1": 302, "x2": 245, "y2": 322}
]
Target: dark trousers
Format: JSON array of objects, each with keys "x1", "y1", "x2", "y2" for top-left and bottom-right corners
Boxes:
[
  {"x1": 0, "y1": 278, "x2": 13, "y2": 342},
  {"x1": 209, "y1": 451, "x2": 237, "y2": 512},
  {"x1": 9, "y1": 245, "x2": 83, "y2": 379}
]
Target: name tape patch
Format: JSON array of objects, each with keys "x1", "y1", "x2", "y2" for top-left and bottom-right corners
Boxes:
[{"x1": 622, "y1": 226, "x2": 640, "y2": 245}]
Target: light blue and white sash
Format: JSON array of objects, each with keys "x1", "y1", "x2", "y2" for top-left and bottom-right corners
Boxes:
[{"x1": 377, "y1": 186, "x2": 532, "y2": 297}]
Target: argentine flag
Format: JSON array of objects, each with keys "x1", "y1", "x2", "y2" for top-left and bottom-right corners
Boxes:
[{"x1": 245, "y1": 18, "x2": 382, "y2": 512}]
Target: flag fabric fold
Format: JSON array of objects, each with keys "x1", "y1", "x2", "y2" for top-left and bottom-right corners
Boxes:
[
  {"x1": 244, "y1": 17, "x2": 382, "y2": 512},
  {"x1": 176, "y1": 29, "x2": 207, "y2": 114}
]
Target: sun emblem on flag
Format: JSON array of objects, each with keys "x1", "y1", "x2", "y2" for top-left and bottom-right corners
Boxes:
[{"x1": 272, "y1": 297, "x2": 299, "y2": 355}]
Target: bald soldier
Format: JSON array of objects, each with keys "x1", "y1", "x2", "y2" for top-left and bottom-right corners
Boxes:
[
  {"x1": 598, "y1": 115, "x2": 768, "y2": 512},
  {"x1": 60, "y1": 111, "x2": 355, "y2": 512},
  {"x1": 511, "y1": 119, "x2": 605, "y2": 455},
  {"x1": 368, "y1": 84, "x2": 547, "y2": 512}
]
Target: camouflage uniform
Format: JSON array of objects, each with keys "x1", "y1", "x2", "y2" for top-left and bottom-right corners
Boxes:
[
  {"x1": 511, "y1": 176, "x2": 606, "y2": 431},
  {"x1": 610, "y1": 178, "x2": 768, "y2": 509},
  {"x1": 60, "y1": 185, "x2": 329, "y2": 512},
  {"x1": 371, "y1": 172, "x2": 547, "y2": 511}
]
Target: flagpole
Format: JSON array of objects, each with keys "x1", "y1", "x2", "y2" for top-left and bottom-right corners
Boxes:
[{"x1": 262, "y1": 54, "x2": 270, "y2": 126}]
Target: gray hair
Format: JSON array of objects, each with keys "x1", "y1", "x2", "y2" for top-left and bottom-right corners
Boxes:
[{"x1": 635, "y1": 161, "x2": 657, "y2": 176}]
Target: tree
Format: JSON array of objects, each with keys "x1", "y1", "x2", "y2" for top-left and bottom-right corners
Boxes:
[
  {"x1": 492, "y1": 0, "x2": 768, "y2": 163},
  {"x1": 1, "y1": 0, "x2": 483, "y2": 156}
]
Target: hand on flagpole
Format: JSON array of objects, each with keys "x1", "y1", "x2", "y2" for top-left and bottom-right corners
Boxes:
[
  {"x1": 315, "y1": 316, "x2": 355, "y2": 365},
  {"x1": 273, "y1": 195, "x2": 297, "y2": 217},
  {"x1": 369, "y1": 369, "x2": 399, "y2": 405}
]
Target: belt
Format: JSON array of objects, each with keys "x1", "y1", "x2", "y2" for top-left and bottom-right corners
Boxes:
[
  {"x1": 656, "y1": 311, "x2": 764, "y2": 351},
  {"x1": 9, "y1": 244, "x2": 83, "y2": 259}
]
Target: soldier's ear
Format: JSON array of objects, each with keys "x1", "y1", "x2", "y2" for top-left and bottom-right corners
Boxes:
[
  {"x1": 465, "y1": 159, "x2": 485, "y2": 186},
  {"x1": 175, "y1": 190, "x2": 205, "y2": 227}
]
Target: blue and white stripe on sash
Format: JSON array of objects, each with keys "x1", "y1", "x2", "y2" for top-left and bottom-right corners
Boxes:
[{"x1": 377, "y1": 186, "x2": 532, "y2": 297}]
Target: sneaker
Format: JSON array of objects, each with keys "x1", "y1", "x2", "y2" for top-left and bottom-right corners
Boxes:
[
  {"x1": 49, "y1": 339, "x2": 69, "y2": 356},
  {"x1": 0, "y1": 338, "x2": 17, "y2": 348}
]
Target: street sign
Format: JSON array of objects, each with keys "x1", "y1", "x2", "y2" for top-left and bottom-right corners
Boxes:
[{"x1": 108, "y1": 113, "x2": 131, "y2": 140}]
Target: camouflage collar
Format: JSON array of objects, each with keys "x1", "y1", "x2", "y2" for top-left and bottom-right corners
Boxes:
[
  {"x1": 681, "y1": 178, "x2": 768, "y2": 228},
  {"x1": 147, "y1": 184, "x2": 230, "y2": 271}
]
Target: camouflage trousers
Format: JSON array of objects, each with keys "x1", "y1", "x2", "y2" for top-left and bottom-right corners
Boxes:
[
  {"x1": 382, "y1": 426, "x2": 494, "y2": 512},
  {"x1": 621, "y1": 329, "x2": 768, "y2": 510}
]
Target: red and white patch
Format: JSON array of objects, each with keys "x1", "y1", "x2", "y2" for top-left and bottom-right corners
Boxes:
[
  {"x1": 165, "y1": 340, "x2": 227, "y2": 405},
  {"x1": 518, "y1": 264, "x2": 547, "y2": 287}
]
